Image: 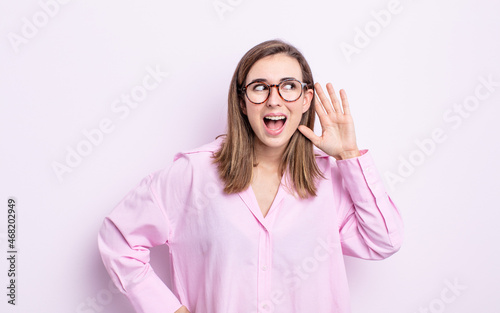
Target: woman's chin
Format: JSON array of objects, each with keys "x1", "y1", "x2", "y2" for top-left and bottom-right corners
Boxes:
[{"x1": 254, "y1": 132, "x2": 293, "y2": 152}]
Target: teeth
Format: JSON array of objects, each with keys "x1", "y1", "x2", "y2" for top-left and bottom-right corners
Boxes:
[{"x1": 264, "y1": 116, "x2": 286, "y2": 120}]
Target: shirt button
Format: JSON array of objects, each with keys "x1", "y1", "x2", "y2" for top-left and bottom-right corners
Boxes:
[
  {"x1": 262, "y1": 304, "x2": 270, "y2": 310},
  {"x1": 261, "y1": 265, "x2": 268, "y2": 271}
]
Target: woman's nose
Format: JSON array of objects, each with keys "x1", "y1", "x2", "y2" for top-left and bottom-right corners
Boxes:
[{"x1": 266, "y1": 85, "x2": 282, "y2": 106}]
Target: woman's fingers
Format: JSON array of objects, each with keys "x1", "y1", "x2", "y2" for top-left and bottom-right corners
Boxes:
[
  {"x1": 315, "y1": 82, "x2": 348, "y2": 115},
  {"x1": 314, "y1": 83, "x2": 334, "y2": 115},
  {"x1": 326, "y1": 83, "x2": 343, "y2": 113},
  {"x1": 339, "y1": 89, "x2": 351, "y2": 115},
  {"x1": 314, "y1": 94, "x2": 329, "y2": 122},
  {"x1": 298, "y1": 125, "x2": 321, "y2": 147}
]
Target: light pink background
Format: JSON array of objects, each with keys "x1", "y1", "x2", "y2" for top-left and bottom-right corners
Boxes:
[{"x1": 1, "y1": 0, "x2": 499, "y2": 312}]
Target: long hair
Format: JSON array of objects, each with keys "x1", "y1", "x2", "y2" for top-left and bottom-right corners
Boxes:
[{"x1": 212, "y1": 39, "x2": 324, "y2": 199}]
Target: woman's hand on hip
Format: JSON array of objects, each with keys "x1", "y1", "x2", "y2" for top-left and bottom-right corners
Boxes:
[{"x1": 175, "y1": 305, "x2": 191, "y2": 313}]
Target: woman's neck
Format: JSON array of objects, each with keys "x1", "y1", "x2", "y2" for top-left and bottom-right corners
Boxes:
[{"x1": 253, "y1": 139, "x2": 286, "y2": 169}]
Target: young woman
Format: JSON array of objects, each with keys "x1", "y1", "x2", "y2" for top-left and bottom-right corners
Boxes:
[{"x1": 98, "y1": 39, "x2": 404, "y2": 313}]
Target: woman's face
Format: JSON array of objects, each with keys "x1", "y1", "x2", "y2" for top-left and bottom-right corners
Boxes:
[{"x1": 241, "y1": 54, "x2": 313, "y2": 156}]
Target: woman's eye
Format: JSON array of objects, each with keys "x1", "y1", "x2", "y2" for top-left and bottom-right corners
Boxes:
[
  {"x1": 282, "y1": 82, "x2": 297, "y2": 90},
  {"x1": 253, "y1": 84, "x2": 267, "y2": 92}
]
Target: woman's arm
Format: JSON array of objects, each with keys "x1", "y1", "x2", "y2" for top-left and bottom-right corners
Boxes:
[
  {"x1": 98, "y1": 165, "x2": 187, "y2": 313},
  {"x1": 299, "y1": 82, "x2": 403, "y2": 258},
  {"x1": 335, "y1": 150, "x2": 404, "y2": 259}
]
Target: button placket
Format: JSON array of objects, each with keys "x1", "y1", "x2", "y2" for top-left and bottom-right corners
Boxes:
[{"x1": 257, "y1": 227, "x2": 272, "y2": 311}]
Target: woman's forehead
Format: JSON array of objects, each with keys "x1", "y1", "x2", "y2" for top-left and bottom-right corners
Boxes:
[{"x1": 246, "y1": 54, "x2": 302, "y2": 82}]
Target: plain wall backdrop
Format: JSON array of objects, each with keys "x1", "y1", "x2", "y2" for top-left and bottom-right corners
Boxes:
[{"x1": 1, "y1": 0, "x2": 499, "y2": 312}]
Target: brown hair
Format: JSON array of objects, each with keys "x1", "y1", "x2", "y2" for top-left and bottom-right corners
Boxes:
[{"x1": 212, "y1": 39, "x2": 324, "y2": 199}]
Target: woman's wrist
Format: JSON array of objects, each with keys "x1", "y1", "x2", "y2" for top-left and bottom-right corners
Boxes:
[{"x1": 337, "y1": 149, "x2": 361, "y2": 160}]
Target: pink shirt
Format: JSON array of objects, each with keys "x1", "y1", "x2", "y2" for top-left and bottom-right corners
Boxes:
[{"x1": 98, "y1": 137, "x2": 404, "y2": 313}]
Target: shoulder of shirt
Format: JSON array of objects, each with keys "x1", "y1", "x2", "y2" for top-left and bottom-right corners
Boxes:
[{"x1": 172, "y1": 136, "x2": 224, "y2": 162}]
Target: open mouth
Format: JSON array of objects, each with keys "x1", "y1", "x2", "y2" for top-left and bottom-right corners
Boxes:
[{"x1": 263, "y1": 115, "x2": 287, "y2": 130}]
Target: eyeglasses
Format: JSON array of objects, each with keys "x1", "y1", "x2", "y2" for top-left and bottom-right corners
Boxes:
[{"x1": 241, "y1": 79, "x2": 308, "y2": 104}]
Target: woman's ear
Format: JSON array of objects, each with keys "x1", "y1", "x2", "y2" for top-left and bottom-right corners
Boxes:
[
  {"x1": 240, "y1": 99, "x2": 247, "y2": 115},
  {"x1": 302, "y1": 88, "x2": 314, "y2": 113}
]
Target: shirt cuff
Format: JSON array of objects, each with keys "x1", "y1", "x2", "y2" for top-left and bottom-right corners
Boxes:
[
  {"x1": 336, "y1": 149, "x2": 386, "y2": 203},
  {"x1": 125, "y1": 271, "x2": 183, "y2": 313}
]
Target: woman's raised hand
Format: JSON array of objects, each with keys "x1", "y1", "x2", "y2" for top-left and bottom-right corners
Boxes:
[{"x1": 298, "y1": 83, "x2": 360, "y2": 160}]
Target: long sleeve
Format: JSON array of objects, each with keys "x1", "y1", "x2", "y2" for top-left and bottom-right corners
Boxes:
[
  {"x1": 335, "y1": 149, "x2": 404, "y2": 260},
  {"x1": 97, "y1": 165, "x2": 185, "y2": 313}
]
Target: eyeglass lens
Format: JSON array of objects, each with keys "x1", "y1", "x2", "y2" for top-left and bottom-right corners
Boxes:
[{"x1": 245, "y1": 80, "x2": 303, "y2": 104}]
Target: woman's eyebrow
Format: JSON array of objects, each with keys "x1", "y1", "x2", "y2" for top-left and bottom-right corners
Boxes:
[
  {"x1": 247, "y1": 77, "x2": 298, "y2": 84},
  {"x1": 247, "y1": 78, "x2": 267, "y2": 84}
]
